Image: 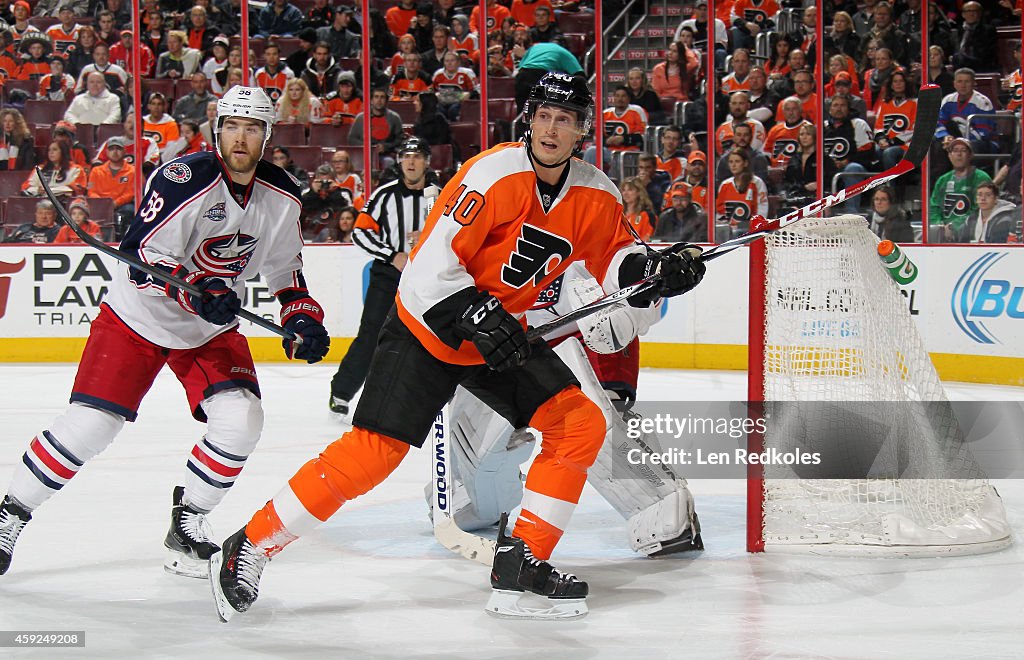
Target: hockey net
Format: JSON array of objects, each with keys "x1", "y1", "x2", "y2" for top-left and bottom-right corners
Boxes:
[{"x1": 746, "y1": 215, "x2": 1011, "y2": 556}]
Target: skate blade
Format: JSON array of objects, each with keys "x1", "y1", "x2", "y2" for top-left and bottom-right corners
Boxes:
[
  {"x1": 484, "y1": 589, "x2": 588, "y2": 620},
  {"x1": 208, "y1": 550, "x2": 235, "y2": 623},
  {"x1": 164, "y1": 549, "x2": 210, "y2": 579}
]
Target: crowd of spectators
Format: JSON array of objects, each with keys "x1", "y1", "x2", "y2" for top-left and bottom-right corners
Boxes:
[
  {"x1": 601, "y1": 0, "x2": 1024, "y2": 244},
  {"x1": 0, "y1": 0, "x2": 1021, "y2": 244},
  {"x1": 0, "y1": 0, "x2": 599, "y2": 242}
]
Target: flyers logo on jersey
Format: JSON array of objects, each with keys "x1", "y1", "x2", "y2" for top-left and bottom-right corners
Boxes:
[
  {"x1": 880, "y1": 114, "x2": 910, "y2": 133},
  {"x1": 943, "y1": 193, "x2": 971, "y2": 217},
  {"x1": 772, "y1": 139, "x2": 799, "y2": 159},
  {"x1": 501, "y1": 224, "x2": 573, "y2": 289},
  {"x1": 823, "y1": 136, "x2": 851, "y2": 159}
]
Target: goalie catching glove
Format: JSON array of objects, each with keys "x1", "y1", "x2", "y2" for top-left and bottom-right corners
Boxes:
[
  {"x1": 162, "y1": 266, "x2": 241, "y2": 325},
  {"x1": 454, "y1": 292, "x2": 530, "y2": 372},
  {"x1": 279, "y1": 291, "x2": 330, "y2": 363},
  {"x1": 619, "y1": 243, "x2": 705, "y2": 307}
]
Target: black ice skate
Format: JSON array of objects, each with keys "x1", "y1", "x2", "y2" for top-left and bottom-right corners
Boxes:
[
  {"x1": 486, "y1": 513, "x2": 588, "y2": 619},
  {"x1": 209, "y1": 527, "x2": 270, "y2": 622},
  {"x1": 164, "y1": 486, "x2": 219, "y2": 579},
  {"x1": 0, "y1": 495, "x2": 31, "y2": 575}
]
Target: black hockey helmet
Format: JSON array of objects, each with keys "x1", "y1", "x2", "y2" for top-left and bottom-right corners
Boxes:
[
  {"x1": 523, "y1": 72, "x2": 594, "y2": 134},
  {"x1": 397, "y1": 135, "x2": 432, "y2": 160}
]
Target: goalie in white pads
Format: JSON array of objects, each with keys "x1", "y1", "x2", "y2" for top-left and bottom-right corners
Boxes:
[
  {"x1": 0, "y1": 87, "x2": 330, "y2": 580},
  {"x1": 434, "y1": 262, "x2": 703, "y2": 559}
]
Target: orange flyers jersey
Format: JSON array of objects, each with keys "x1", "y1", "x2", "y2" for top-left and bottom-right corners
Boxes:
[
  {"x1": 775, "y1": 93, "x2": 817, "y2": 124},
  {"x1": 87, "y1": 160, "x2": 135, "y2": 207},
  {"x1": 510, "y1": 0, "x2": 553, "y2": 27},
  {"x1": 1006, "y1": 70, "x2": 1022, "y2": 111},
  {"x1": 715, "y1": 0, "x2": 735, "y2": 23},
  {"x1": 720, "y1": 72, "x2": 751, "y2": 95},
  {"x1": 731, "y1": 0, "x2": 780, "y2": 27},
  {"x1": 17, "y1": 60, "x2": 48, "y2": 81},
  {"x1": 763, "y1": 120, "x2": 808, "y2": 166},
  {"x1": 715, "y1": 117, "x2": 766, "y2": 151},
  {"x1": 624, "y1": 209, "x2": 655, "y2": 241},
  {"x1": 449, "y1": 34, "x2": 479, "y2": 62},
  {"x1": 390, "y1": 73, "x2": 430, "y2": 101},
  {"x1": 385, "y1": 6, "x2": 417, "y2": 38},
  {"x1": 715, "y1": 176, "x2": 767, "y2": 225},
  {"x1": 323, "y1": 96, "x2": 363, "y2": 127},
  {"x1": 143, "y1": 115, "x2": 180, "y2": 148},
  {"x1": 602, "y1": 105, "x2": 647, "y2": 151},
  {"x1": 656, "y1": 154, "x2": 685, "y2": 182},
  {"x1": 873, "y1": 97, "x2": 917, "y2": 149},
  {"x1": 45, "y1": 24, "x2": 80, "y2": 54},
  {"x1": 254, "y1": 67, "x2": 293, "y2": 104},
  {"x1": 469, "y1": 4, "x2": 511, "y2": 33},
  {"x1": 396, "y1": 142, "x2": 642, "y2": 366}
]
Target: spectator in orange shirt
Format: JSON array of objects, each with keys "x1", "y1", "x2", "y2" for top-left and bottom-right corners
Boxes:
[
  {"x1": 385, "y1": 0, "x2": 417, "y2": 39},
  {"x1": 142, "y1": 92, "x2": 182, "y2": 154},
  {"x1": 620, "y1": 176, "x2": 657, "y2": 241},
  {"x1": 86, "y1": 136, "x2": 135, "y2": 238},
  {"x1": 329, "y1": 149, "x2": 363, "y2": 200},
  {"x1": 469, "y1": 0, "x2": 511, "y2": 35},
  {"x1": 390, "y1": 51, "x2": 431, "y2": 101},
  {"x1": 324, "y1": 71, "x2": 363, "y2": 128},
  {"x1": 54, "y1": 197, "x2": 103, "y2": 243},
  {"x1": 511, "y1": 0, "x2": 554, "y2": 28},
  {"x1": 37, "y1": 55, "x2": 76, "y2": 102}
]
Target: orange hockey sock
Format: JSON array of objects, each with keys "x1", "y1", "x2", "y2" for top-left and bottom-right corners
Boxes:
[
  {"x1": 512, "y1": 387, "x2": 605, "y2": 560},
  {"x1": 245, "y1": 428, "x2": 410, "y2": 554}
]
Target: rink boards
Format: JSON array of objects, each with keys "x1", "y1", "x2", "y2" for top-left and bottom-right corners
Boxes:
[{"x1": 0, "y1": 243, "x2": 1021, "y2": 385}]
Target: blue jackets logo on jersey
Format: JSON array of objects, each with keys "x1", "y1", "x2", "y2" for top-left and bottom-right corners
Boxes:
[
  {"x1": 193, "y1": 232, "x2": 259, "y2": 278},
  {"x1": 202, "y1": 202, "x2": 228, "y2": 223},
  {"x1": 163, "y1": 163, "x2": 192, "y2": 183}
]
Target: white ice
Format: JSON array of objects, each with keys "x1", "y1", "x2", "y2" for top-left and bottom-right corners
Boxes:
[{"x1": 1, "y1": 364, "x2": 1022, "y2": 659}]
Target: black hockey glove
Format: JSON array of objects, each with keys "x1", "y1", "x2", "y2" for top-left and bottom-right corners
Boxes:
[
  {"x1": 619, "y1": 244, "x2": 706, "y2": 307},
  {"x1": 454, "y1": 292, "x2": 530, "y2": 372},
  {"x1": 280, "y1": 294, "x2": 330, "y2": 363},
  {"x1": 163, "y1": 267, "x2": 242, "y2": 325}
]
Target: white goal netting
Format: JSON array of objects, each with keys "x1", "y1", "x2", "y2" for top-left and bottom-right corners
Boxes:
[{"x1": 753, "y1": 215, "x2": 1011, "y2": 556}]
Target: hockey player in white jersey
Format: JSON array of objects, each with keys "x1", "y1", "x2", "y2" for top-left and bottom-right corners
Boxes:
[
  {"x1": 433, "y1": 262, "x2": 703, "y2": 559},
  {"x1": 0, "y1": 87, "x2": 330, "y2": 579}
]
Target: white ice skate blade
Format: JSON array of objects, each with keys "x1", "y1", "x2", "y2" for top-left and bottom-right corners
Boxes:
[
  {"x1": 164, "y1": 549, "x2": 210, "y2": 579},
  {"x1": 484, "y1": 589, "x2": 588, "y2": 620},
  {"x1": 208, "y1": 550, "x2": 235, "y2": 623}
]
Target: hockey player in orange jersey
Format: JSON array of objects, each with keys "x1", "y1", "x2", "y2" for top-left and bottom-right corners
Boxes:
[{"x1": 209, "y1": 73, "x2": 706, "y2": 622}]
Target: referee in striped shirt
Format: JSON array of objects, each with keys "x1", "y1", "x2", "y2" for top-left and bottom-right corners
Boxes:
[{"x1": 330, "y1": 136, "x2": 436, "y2": 417}]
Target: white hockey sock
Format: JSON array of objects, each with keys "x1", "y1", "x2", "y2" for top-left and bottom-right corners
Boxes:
[{"x1": 9, "y1": 404, "x2": 123, "y2": 511}]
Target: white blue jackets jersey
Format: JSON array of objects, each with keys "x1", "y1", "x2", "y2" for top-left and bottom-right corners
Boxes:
[{"x1": 103, "y1": 151, "x2": 305, "y2": 348}]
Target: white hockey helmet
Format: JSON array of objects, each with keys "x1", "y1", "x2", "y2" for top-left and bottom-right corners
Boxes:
[{"x1": 215, "y1": 86, "x2": 276, "y2": 151}]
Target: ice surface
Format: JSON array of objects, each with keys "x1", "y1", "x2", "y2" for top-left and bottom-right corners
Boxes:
[{"x1": 0, "y1": 364, "x2": 1021, "y2": 658}]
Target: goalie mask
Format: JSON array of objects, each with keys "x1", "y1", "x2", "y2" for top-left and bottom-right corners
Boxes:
[
  {"x1": 215, "y1": 86, "x2": 276, "y2": 152},
  {"x1": 523, "y1": 72, "x2": 594, "y2": 167}
]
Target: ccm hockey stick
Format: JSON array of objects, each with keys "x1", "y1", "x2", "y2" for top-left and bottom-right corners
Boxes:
[
  {"x1": 35, "y1": 167, "x2": 298, "y2": 342},
  {"x1": 527, "y1": 84, "x2": 942, "y2": 341}
]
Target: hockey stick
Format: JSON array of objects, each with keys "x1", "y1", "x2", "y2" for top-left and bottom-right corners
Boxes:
[
  {"x1": 35, "y1": 168, "x2": 298, "y2": 341},
  {"x1": 431, "y1": 403, "x2": 497, "y2": 565},
  {"x1": 527, "y1": 84, "x2": 942, "y2": 340}
]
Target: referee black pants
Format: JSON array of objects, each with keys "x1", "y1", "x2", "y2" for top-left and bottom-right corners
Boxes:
[{"x1": 330, "y1": 260, "x2": 400, "y2": 401}]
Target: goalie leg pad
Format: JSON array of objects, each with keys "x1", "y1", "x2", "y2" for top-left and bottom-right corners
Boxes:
[
  {"x1": 9, "y1": 403, "x2": 124, "y2": 511},
  {"x1": 427, "y1": 388, "x2": 534, "y2": 531},
  {"x1": 184, "y1": 388, "x2": 264, "y2": 512},
  {"x1": 552, "y1": 338, "x2": 702, "y2": 556}
]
